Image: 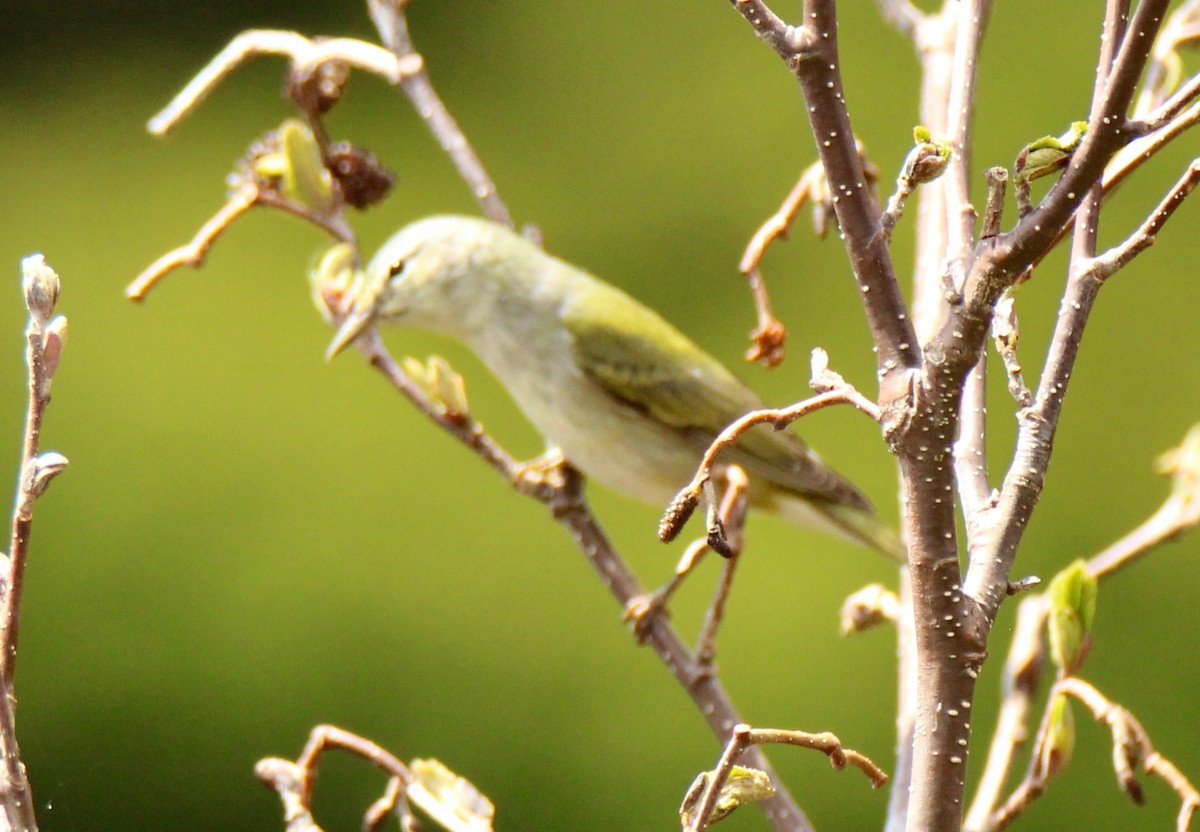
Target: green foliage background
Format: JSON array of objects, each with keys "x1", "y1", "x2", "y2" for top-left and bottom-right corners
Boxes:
[{"x1": 0, "y1": 2, "x2": 1197, "y2": 831}]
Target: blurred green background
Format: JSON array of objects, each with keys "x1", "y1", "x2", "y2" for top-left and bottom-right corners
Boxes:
[{"x1": 1, "y1": 2, "x2": 1198, "y2": 831}]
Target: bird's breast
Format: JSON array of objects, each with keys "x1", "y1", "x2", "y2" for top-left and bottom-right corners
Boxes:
[{"x1": 469, "y1": 320, "x2": 699, "y2": 507}]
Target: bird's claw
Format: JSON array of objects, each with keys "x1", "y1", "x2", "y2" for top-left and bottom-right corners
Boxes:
[{"x1": 512, "y1": 448, "x2": 568, "y2": 495}]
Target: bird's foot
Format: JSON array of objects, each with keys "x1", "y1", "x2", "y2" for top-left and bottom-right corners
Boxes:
[{"x1": 511, "y1": 448, "x2": 568, "y2": 496}]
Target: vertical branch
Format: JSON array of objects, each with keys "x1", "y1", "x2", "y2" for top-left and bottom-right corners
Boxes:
[
  {"x1": 893, "y1": 3, "x2": 992, "y2": 831},
  {"x1": 0, "y1": 255, "x2": 72, "y2": 832},
  {"x1": 961, "y1": 0, "x2": 1136, "y2": 612}
]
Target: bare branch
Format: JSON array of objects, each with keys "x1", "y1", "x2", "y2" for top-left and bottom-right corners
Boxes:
[
  {"x1": 1129, "y1": 72, "x2": 1200, "y2": 135},
  {"x1": 1106, "y1": 100, "x2": 1200, "y2": 192},
  {"x1": 685, "y1": 723, "x2": 887, "y2": 832},
  {"x1": 366, "y1": 0, "x2": 513, "y2": 226},
  {"x1": 660, "y1": 381, "x2": 881, "y2": 545},
  {"x1": 146, "y1": 30, "x2": 417, "y2": 135},
  {"x1": 724, "y1": 0, "x2": 919, "y2": 389},
  {"x1": 872, "y1": 0, "x2": 926, "y2": 39},
  {"x1": 1087, "y1": 159, "x2": 1200, "y2": 281},
  {"x1": 961, "y1": 0, "x2": 1163, "y2": 617}
]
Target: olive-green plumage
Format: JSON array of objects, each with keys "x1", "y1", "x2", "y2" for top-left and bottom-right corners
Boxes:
[{"x1": 329, "y1": 215, "x2": 903, "y2": 561}]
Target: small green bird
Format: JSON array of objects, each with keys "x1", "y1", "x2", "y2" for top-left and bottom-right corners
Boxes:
[{"x1": 328, "y1": 215, "x2": 903, "y2": 561}]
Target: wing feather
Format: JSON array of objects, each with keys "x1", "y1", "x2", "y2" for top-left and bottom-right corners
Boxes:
[{"x1": 562, "y1": 277, "x2": 871, "y2": 510}]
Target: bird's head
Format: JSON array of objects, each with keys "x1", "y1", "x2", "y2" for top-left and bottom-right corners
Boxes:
[{"x1": 326, "y1": 215, "x2": 493, "y2": 360}]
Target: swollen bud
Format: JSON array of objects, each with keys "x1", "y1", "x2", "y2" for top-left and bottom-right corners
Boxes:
[
  {"x1": 22, "y1": 254, "x2": 61, "y2": 325},
  {"x1": 27, "y1": 451, "x2": 69, "y2": 497},
  {"x1": 902, "y1": 126, "x2": 953, "y2": 185},
  {"x1": 1047, "y1": 559, "x2": 1098, "y2": 675},
  {"x1": 40, "y1": 315, "x2": 69, "y2": 391},
  {"x1": 1036, "y1": 694, "x2": 1076, "y2": 780}
]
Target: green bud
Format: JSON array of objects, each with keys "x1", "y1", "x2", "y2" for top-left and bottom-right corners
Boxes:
[
  {"x1": 1015, "y1": 121, "x2": 1088, "y2": 181},
  {"x1": 902, "y1": 125, "x2": 953, "y2": 185},
  {"x1": 1036, "y1": 694, "x2": 1076, "y2": 779},
  {"x1": 309, "y1": 243, "x2": 358, "y2": 324},
  {"x1": 680, "y1": 766, "x2": 775, "y2": 829},
  {"x1": 252, "y1": 120, "x2": 335, "y2": 213},
  {"x1": 408, "y1": 758, "x2": 495, "y2": 832},
  {"x1": 1047, "y1": 559, "x2": 1098, "y2": 674}
]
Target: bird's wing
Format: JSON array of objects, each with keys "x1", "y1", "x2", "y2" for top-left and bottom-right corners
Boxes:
[{"x1": 562, "y1": 277, "x2": 871, "y2": 510}]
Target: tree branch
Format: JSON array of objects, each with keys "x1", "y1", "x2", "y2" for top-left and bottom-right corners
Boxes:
[
  {"x1": 345, "y1": 333, "x2": 816, "y2": 832},
  {"x1": 365, "y1": 0, "x2": 513, "y2": 227},
  {"x1": 725, "y1": 0, "x2": 919, "y2": 392}
]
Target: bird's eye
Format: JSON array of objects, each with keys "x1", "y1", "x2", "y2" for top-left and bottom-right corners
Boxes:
[{"x1": 387, "y1": 258, "x2": 407, "y2": 278}]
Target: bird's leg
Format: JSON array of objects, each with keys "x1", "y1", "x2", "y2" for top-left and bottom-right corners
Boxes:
[
  {"x1": 694, "y1": 465, "x2": 750, "y2": 667},
  {"x1": 511, "y1": 446, "x2": 568, "y2": 496}
]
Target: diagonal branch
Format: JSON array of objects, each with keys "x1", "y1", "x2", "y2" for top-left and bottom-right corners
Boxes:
[
  {"x1": 365, "y1": 0, "x2": 513, "y2": 227},
  {"x1": 347, "y1": 332, "x2": 816, "y2": 832}
]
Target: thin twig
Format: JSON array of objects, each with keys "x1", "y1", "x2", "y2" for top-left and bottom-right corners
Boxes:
[
  {"x1": 695, "y1": 467, "x2": 750, "y2": 665},
  {"x1": 147, "y1": 30, "x2": 418, "y2": 135},
  {"x1": 659, "y1": 385, "x2": 881, "y2": 544},
  {"x1": 0, "y1": 255, "x2": 73, "y2": 832},
  {"x1": 125, "y1": 184, "x2": 356, "y2": 301},
  {"x1": 686, "y1": 723, "x2": 888, "y2": 832},
  {"x1": 1087, "y1": 159, "x2": 1200, "y2": 281},
  {"x1": 366, "y1": 0, "x2": 513, "y2": 227},
  {"x1": 1058, "y1": 679, "x2": 1199, "y2": 825},
  {"x1": 739, "y1": 166, "x2": 820, "y2": 275}
]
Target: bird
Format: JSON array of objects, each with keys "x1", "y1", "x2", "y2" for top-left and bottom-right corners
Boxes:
[{"x1": 326, "y1": 215, "x2": 904, "y2": 561}]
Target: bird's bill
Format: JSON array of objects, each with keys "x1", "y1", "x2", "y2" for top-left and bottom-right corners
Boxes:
[{"x1": 325, "y1": 309, "x2": 376, "y2": 361}]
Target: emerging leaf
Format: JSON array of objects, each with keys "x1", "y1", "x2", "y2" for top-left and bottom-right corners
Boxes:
[
  {"x1": 1015, "y1": 120, "x2": 1088, "y2": 181},
  {"x1": 679, "y1": 766, "x2": 775, "y2": 829},
  {"x1": 280, "y1": 119, "x2": 335, "y2": 214},
  {"x1": 408, "y1": 758, "x2": 495, "y2": 832}
]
